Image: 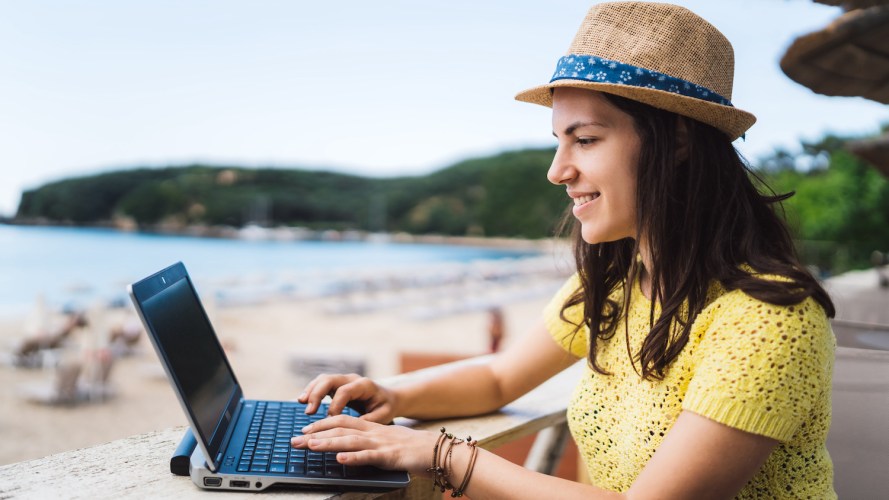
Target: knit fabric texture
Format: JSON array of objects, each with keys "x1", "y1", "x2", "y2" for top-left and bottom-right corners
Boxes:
[{"x1": 545, "y1": 273, "x2": 836, "y2": 498}]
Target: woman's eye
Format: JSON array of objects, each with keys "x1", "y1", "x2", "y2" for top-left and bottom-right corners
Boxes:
[{"x1": 577, "y1": 137, "x2": 598, "y2": 146}]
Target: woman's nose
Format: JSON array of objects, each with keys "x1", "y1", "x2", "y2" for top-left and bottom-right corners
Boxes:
[{"x1": 547, "y1": 148, "x2": 576, "y2": 186}]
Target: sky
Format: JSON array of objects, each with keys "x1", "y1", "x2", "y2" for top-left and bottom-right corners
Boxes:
[{"x1": 1, "y1": 0, "x2": 887, "y2": 217}]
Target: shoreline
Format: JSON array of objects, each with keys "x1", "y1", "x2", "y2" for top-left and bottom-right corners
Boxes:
[
  {"x1": 2, "y1": 219, "x2": 566, "y2": 253},
  {"x1": 0, "y1": 223, "x2": 572, "y2": 324}
]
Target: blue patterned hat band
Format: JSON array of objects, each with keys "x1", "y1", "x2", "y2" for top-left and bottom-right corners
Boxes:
[{"x1": 550, "y1": 55, "x2": 734, "y2": 108}]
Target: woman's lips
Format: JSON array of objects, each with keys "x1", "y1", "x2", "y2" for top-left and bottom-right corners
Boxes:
[
  {"x1": 571, "y1": 192, "x2": 600, "y2": 217},
  {"x1": 573, "y1": 193, "x2": 600, "y2": 206}
]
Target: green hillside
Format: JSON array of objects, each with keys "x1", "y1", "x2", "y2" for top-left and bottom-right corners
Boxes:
[
  {"x1": 15, "y1": 127, "x2": 889, "y2": 275},
  {"x1": 15, "y1": 148, "x2": 565, "y2": 238}
]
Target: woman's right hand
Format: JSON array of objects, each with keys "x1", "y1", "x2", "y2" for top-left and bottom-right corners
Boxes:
[{"x1": 297, "y1": 373, "x2": 398, "y2": 424}]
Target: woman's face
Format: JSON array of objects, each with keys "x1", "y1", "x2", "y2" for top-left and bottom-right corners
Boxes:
[{"x1": 549, "y1": 88, "x2": 641, "y2": 245}]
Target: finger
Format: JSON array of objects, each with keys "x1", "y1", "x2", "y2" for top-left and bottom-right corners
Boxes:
[
  {"x1": 304, "y1": 374, "x2": 354, "y2": 414},
  {"x1": 303, "y1": 414, "x2": 370, "y2": 434},
  {"x1": 335, "y1": 450, "x2": 383, "y2": 468},
  {"x1": 297, "y1": 376, "x2": 321, "y2": 403},
  {"x1": 327, "y1": 377, "x2": 373, "y2": 416},
  {"x1": 298, "y1": 375, "x2": 325, "y2": 409},
  {"x1": 359, "y1": 404, "x2": 393, "y2": 424},
  {"x1": 291, "y1": 425, "x2": 358, "y2": 448},
  {"x1": 305, "y1": 433, "x2": 367, "y2": 452},
  {"x1": 291, "y1": 424, "x2": 375, "y2": 451}
]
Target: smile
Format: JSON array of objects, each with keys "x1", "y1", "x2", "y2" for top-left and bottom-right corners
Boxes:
[{"x1": 573, "y1": 193, "x2": 600, "y2": 206}]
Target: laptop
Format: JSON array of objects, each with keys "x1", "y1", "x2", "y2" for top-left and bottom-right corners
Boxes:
[{"x1": 128, "y1": 261, "x2": 411, "y2": 492}]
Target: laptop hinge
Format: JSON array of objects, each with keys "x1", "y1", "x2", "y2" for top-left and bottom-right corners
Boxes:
[{"x1": 213, "y1": 398, "x2": 245, "y2": 470}]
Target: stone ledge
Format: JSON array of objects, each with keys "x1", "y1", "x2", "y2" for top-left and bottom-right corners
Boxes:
[{"x1": 0, "y1": 357, "x2": 582, "y2": 499}]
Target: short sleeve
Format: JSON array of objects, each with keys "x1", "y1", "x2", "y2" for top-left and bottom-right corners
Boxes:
[
  {"x1": 544, "y1": 274, "x2": 588, "y2": 358},
  {"x1": 683, "y1": 291, "x2": 835, "y2": 441}
]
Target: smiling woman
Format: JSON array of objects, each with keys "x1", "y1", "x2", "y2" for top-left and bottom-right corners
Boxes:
[
  {"x1": 549, "y1": 89, "x2": 641, "y2": 246},
  {"x1": 289, "y1": 2, "x2": 837, "y2": 498}
]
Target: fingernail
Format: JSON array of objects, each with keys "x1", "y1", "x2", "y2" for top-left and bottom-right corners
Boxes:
[
  {"x1": 302, "y1": 424, "x2": 313, "y2": 433},
  {"x1": 297, "y1": 392, "x2": 306, "y2": 401},
  {"x1": 291, "y1": 436, "x2": 304, "y2": 446}
]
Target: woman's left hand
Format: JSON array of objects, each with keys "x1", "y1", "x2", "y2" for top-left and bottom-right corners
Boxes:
[{"x1": 290, "y1": 414, "x2": 438, "y2": 474}]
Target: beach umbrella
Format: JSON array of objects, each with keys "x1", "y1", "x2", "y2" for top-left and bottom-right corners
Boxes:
[
  {"x1": 780, "y1": 4, "x2": 889, "y2": 104},
  {"x1": 812, "y1": 0, "x2": 888, "y2": 9},
  {"x1": 847, "y1": 132, "x2": 889, "y2": 178}
]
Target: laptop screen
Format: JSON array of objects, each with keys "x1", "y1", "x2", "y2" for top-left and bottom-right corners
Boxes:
[{"x1": 136, "y1": 268, "x2": 238, "y2": 456}]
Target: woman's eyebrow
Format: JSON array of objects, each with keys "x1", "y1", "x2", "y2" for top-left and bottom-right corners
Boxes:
[{"x1": 553, "y1": 120, "x2": 610, "y2": 137}]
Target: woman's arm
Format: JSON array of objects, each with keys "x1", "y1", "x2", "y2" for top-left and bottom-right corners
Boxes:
[
  {"x1": 395, "y1": 320, "x2": 579, "y2": 419},
  {"x1": 296, "y1": 409, "x2": 777, "y2": 499},
  {"x1": 299, "y1": 320, "x2": 578, "y2": 421}
]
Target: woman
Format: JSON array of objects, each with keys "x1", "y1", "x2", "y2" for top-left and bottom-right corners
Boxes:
[{"x1": 292, "y1": 3, "x2": 836, "y2": 498}]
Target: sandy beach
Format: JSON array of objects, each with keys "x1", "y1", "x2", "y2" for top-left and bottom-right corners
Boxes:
[{"x1": 0, "y1": 252, "x2": 572, "y2": 466}]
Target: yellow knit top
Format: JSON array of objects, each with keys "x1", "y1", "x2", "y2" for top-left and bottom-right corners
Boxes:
[{"x1": 545, "y1": 273, "x2": 835, "y2": 498}]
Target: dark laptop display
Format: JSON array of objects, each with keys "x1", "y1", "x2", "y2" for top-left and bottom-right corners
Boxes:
[
  {"x1": 132, "y1": 267, "x2": 240, "y2": 465},
  {"x1": 129, "y1": 262, "x2": 410, "y2": 491}
]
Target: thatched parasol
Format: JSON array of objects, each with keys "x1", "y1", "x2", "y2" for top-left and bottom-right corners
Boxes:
[
  {"x1": 848, "y1": 132, "x2": 889, "y2": 178},
  {"x1": 780, "y1": 5, "x2": 889, "y2": 104},
  {"x1": 814, "y1": 0, "x2": 888, "y2": 9}
]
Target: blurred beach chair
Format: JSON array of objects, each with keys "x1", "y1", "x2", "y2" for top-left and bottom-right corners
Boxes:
[
  {"x1": 107, "y1": 313, "x2": 144, "y2": 357},
  {"x1": 5, "y1": 311, "x2": 88, "y2": 369},
  {"x1": 19, "y1": 347, "x2": 116, "y2": 406}
]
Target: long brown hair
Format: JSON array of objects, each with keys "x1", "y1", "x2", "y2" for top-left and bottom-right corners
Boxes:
[{"x1": 560, "y1": 93, "x2": 835, "y2": 380}]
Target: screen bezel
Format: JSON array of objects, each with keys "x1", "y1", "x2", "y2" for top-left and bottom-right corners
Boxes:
[{"x1": 128, "y1": 261, "x2": 242, "y2": 471}]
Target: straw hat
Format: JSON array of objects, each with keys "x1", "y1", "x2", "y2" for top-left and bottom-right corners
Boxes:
[{"x1": 515, "y1": 2, "x2": 756, "y2": 140}]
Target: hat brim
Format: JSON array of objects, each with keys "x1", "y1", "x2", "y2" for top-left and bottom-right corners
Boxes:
[{"x1": 515, "y1": 80, "x2": 756, "y2": 141}]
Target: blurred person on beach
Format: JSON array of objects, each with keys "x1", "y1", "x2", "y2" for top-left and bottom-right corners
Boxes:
[
  {"x1": 14, "y1": 306, "x2": 118, "y2": 405},
  {"x1": 107, "y1": 310, "x2": 144, "y2": 356},
  {"x1": 487, "y1": 307, "x2": 505, "y2": 353},
  {"x1": 12, "y1": 310, "x2": 88, "y2": 367},
  {"x1": 292, "y1": 3, "x2": 837, "y2": 498}
]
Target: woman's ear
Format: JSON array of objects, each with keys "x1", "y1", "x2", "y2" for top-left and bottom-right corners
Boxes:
[{"x1": 675, "y1": 117, "x2": 689, "y2": 164}]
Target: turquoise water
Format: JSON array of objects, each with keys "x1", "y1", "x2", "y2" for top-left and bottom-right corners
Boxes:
[{"x1": 0, "y1": 225, "x2": 536, "y2": 316}]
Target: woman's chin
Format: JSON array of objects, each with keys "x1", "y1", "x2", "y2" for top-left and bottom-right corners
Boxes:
[
  {"x1": 580, "y1": 231, "x2": 606, "y2": 245},
  {"x1": 580, "y1": 227, "x2": 631, "y2": 246}
]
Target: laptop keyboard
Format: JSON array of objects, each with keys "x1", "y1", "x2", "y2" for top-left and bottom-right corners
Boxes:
[{"x1": 234, "y1": 401, "x2": 358, "y2": 477}]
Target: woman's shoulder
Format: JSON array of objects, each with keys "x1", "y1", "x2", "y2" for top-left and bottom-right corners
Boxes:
[
  {"x1": 696, "y1": 274, "x2": 833, "y2": 358},
  {"x1": 704, "y1": 275, "x2": 829, "y2": 323}
]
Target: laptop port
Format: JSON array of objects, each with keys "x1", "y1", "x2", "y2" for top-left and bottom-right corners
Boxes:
[
  {"x1": 203, "y1": 477, "x2": 222, "y2": 487},
  {"x1": 230, "y1": 480, "x2": 249, "y2": 488}
]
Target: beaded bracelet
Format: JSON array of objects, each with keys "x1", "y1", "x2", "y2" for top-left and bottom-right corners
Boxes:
[
  {"x1": 427, "y1": 427, "x2": 450, "y2": 491},
  {"x1": 451, "y1": 437, "x2": 478, "y2": 498},
  {"x1": 426, "y1": 427, "x2": 480, "y2": 497},
  {"x1": 444, "y1": 434, "x2": 463, "y2": 492}
]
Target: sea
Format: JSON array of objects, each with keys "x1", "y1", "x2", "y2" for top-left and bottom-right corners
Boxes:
[{"x1": 0, "y1": 224, "x2": 539, "y2": 318}]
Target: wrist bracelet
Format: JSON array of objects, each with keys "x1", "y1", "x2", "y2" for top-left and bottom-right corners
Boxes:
[{"x1": 426, "y1": 427, "x2": 480, "y2": 497}]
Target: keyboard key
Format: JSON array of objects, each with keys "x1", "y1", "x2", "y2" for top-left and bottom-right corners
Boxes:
[
  {"x1": 288, "y1": 463, "x2": 305, "y2": 474},
  {"x1": 269, "y1": 464, "x2": 286, "y2": 473},
  {"x1": 325, "y1": 466, "x2": 344, "y2": 478}
]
